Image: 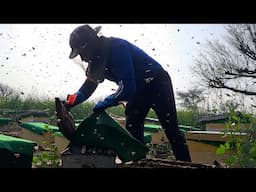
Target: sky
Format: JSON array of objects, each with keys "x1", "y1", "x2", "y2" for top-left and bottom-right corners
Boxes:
[{"x1": 0, "y1": 24, "x2": 228, "y2": 102}]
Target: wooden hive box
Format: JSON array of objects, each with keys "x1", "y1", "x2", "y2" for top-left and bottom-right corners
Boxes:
[
  {"x1": 185, "y1": 130, "x2": 247, "y2": 164},
  {"x1": 19, "y1": 122, "x2": 69, "y2": 155},
  {"x1": 0, "y1": 117, "x2": 14, "y2": 132},
  {"x1": 16, "y1": 111, "x2": 50, "y2": 124},
  {"x1": 144, "y1": 124, "x2": 167, "y2": 144},
  {"x1": 206, "y1": 123, "x2": 252, "y2": 132}
]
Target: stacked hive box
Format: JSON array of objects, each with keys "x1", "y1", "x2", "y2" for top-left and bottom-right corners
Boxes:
[
  {"x1": 19, "y1": 122, "x2": 69, "y2": 155},
  {"x1": 0, "y1": 134, "x2": 36, "y2": 168},
  {"x1": 185, "y1": 130, "x2": 247, "y2": 164}
]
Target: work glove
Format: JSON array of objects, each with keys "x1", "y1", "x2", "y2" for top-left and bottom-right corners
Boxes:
[
  {"x1": 93, "y1": 101, "x2": 107, "y2": 114},
  {"x1": 63, "y1": 101, "x2": 71, "y2": 111},
  {"x1": 64, "y1": 94, "x2": 78, "y2": 111},
  {"x1": 93, "y1": 95, "x2": 119, "y2": 114}
]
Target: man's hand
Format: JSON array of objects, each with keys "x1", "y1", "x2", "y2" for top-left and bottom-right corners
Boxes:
[
  {"x1": 93, "y1": 101, "x2": 106, "y2": 113},
  {"x1": 63, "y1": 93, "x2": 78, "y2": 111},
  {"x1": 93, "y1": 95, "x2": 119, "y2": 114},
  {"x1": 63, "y1": 101, "x2": 72, "y2": 111},
  {"x1": 66, "y1": 94, "x2": 77, "y2": 105}
]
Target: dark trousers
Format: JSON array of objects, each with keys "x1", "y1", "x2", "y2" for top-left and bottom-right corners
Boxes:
[{"x1": 125, "y1": 69, "x2": 191, "y2": 162}]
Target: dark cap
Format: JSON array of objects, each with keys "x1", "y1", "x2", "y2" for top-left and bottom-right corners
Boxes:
[{"x1": 69, "y1": 25, "x2": 102, "y2": 59}]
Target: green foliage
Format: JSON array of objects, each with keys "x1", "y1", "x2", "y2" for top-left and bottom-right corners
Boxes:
[
  {"x1": 0, "y1": 96, "x2": 202, "y2": 128},
  {"x1": 104, "y1": 106, "x2": 200, "y2": 128},
  {"x1": 216, "y1": 143, "x2": 227, "y2": 155},
  {"x1": 0, "y1": 97, "x2": 55, "y2": 116},
  {"x1": 177, "y1": 110, "x2": 206, "y2": 127},
  {"x1": 33, "y1": 143, "x2": 61, "y2": 168},
  {"x1": 106, "y1": 105, "x2": 125, "y2": 117},
  {"x1": 70, "y1": 102, "x2": 94, "y2": 119},
  {"x1": 216, "y1": 110, "x2": 256, "y2": 168},
  {"x1": 146, "y1": 142, "x2": 174, "y2": 160},
  {"x1": 177, "y1": 111, "x2": 194, "y2": 126},
  {"x1": 32, "y1": 124, "x2": 61, "y2": 168}
]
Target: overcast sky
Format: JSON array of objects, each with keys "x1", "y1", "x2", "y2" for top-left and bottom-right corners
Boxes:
[{"x1": 0, "y1": 24, "x2": 227, "y2": 102}]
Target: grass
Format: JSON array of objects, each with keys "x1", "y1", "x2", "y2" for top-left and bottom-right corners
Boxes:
[{"x1": 0, "y1": 97, "x2": 202, "y2": 127}]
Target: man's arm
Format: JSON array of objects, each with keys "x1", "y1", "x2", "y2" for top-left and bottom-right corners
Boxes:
[
  {"x1": 66, "y1": 78, "x2": 98, "y2": 108},
  {"x1": 93, "y1": 79, "x2": 136, "y2": 113},
  {"x1": 93, "y1": 42, "x2": 136, "y2": 113}
]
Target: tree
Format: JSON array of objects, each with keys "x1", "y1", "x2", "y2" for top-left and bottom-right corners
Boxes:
[
  {"x1": 193, "y1": 24, "x2": 256, "y2": 96},
  {"x1": 0, "y1": 83, "x2": 15, "y2": 98},
  {"x1": 176, "y1": 87, "x2": 205, "y2": 111}
]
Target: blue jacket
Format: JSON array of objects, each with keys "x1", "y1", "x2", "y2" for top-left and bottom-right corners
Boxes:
[{"x1": 75, "y1": 37, "x2": 163, "y2": 108}]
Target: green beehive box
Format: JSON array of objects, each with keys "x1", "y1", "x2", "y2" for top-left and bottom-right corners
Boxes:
[
  {"x1": 19, "y1": 122, "x2": 58, "y2": 149},
  {"x1": 0, "y1": 134, "x2": 36, "y2": 168},
  {"x1": 71, "y1": 112, "x2": 149, "y2": 163},
  {"x1": 0, "y1": 117, "x2": 13, "y2": 126},
  {"x1": 144, "y1": 124, "x2": 167, "y2": 144},
  {"x1": 144, "y1": 124, "x2": 161, "y2": 133},
  {"x1": 143, "y1": 132, "x2": 152, "y2": 144},
  {"x1": 178, "y1": 125, "x2": 202, "y2": 133},
  {"x1": 19, "y1": 122, "x2": 69, "y2": 153},
  {"x1": 19, "y1": 122, "x2": 59, "y2": 135}
]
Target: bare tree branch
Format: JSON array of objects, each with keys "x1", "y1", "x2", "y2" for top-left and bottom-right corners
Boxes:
[
  {"x1": 193, "y1": 24, "x2": 256, "y2": 96},
  {"x1": 210, "y1": 82, "x2": 256, "y2": 95},
  {"x1": 177, "y1": 88, "x2": 205, "y2": 110},
  {"x1": 0, "y1": 83, "x2": 15, "y2": 97}
]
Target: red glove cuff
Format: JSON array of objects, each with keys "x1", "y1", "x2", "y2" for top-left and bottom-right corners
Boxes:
[{"x1": 66, "y1": 94, "x2": 77, "y2": 106}]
